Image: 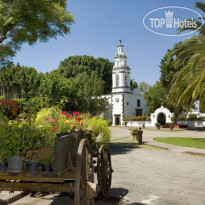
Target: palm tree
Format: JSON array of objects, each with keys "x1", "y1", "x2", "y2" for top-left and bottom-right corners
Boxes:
[
  {"x1": 168, "y1": 34, "x2": 205, "y2": 114},
  {"x1": 168, "y1": 1, "x2": 205, "y2": 115},
  {"x1": 178, "y1": 2, "x2": 205, "y2": 35}
]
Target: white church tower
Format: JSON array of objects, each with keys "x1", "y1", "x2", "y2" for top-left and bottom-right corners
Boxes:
[{"x1": 112, "y1": 40, "x2": 131, "y2": 93}]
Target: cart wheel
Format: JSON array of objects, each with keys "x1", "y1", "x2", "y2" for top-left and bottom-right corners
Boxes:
[
  {"x1": 97, "y1": 145, "x2": 112, "y2": 197},
  {"x1": 74, "y1": 139, "x2": 96, "y2": 205}
]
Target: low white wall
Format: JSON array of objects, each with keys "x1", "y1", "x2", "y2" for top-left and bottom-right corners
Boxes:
[
  {"x1": 126, "y1": 121, "x2": 153, "y2": 127},
  {"x1": 126, "y1": 120, "x2": 205, "y2": 128},
  {"x1": 187, "y1": 121, "x2": 205, "y2": 128}
]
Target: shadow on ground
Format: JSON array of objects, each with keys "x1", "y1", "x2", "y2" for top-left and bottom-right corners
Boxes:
[
  {"x1": 110, "y1": 142, "x2": 140, "y2": 155},
  {"x1": 29, "y1": 188, "x2": 145, "y2": 205}
]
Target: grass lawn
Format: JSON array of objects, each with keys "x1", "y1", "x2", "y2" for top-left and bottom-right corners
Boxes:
[{"x1": 154, "y1": 137, "x2": 205, "y2": 149}]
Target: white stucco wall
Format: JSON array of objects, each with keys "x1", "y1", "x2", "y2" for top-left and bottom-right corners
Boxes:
[
  {"x1": 112, "y1": 94, "x2": 123, "y2": 125},
  {"x1": 124, "y1": 92, "x2": 147, "y2": 118},
  {"x1": 126, "y1": 121, "x2": 153, "y2": 127}
]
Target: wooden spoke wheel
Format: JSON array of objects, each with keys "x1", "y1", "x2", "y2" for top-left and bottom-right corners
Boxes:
[
  {"x1": 74, "y1": 139, "x2": 95, "y2": 205},
  {"x1": 97, "y1": 145, "x2": 112, "y2": 197}
]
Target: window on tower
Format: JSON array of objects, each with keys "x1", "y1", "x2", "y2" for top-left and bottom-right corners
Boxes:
[
  {"x1": 116, "y1": 75, "x2": 119, "y2": 87},
  {"x1": 125, "y1": 75, "x2": 128, "y2": 87},
  {"x1": 137, "y1": 100, "x2": 140, "y2": 107}
]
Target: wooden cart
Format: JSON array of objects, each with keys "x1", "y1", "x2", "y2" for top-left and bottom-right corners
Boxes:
[{"x1": 0, "y1": 131, "x2": 113, "y2": 205}]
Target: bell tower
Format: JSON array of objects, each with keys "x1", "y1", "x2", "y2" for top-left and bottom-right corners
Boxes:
[{"x1": 112, "y1": 41, "x2": 131, "y2": 93}]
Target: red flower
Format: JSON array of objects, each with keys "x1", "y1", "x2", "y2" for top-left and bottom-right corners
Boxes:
[
  {"x1": 75, "y1": 117, "x2": 81, "y2": 122},
  {"x1": 66, "y1": 114, "x2": 72, "y2": 119},
  {"x1": 84, "y1": 114, "x2": 88, "y2": 117},
  {"x1": 77, "y1": 122, "x2": 83, "y2": 126},
  {"x1": 61, "y1": 111, "x2": 67, "y2": 115},
  {"x1": 73, "y1": 112, "x2": 80, "y2": 116},
  {"x1": 53, "y1": 126, "x2": 57, "y2": 131}
]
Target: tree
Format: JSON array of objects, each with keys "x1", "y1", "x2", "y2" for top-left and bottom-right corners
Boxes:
[
  {"x1": 56, "y1": 55, "x2": 113, "y2": 94},
  {"x1": 130, "y1": 79, "x2": 138, "y2": 91},
  {"x1": 160, "y1": 50, "x2": 176, "y2": 89},
  {"x1": 0, "y1": 0, "x2": 74, "y2": 64},
  {"x1": 144, "y1": 81, "x2": 174, "y2": 114},
  {"x1": 168, "y1": 35, "x2": 205, "y2": 113},
  {"x1": 139, "y1": 81, "x2": 150, "y2": 93},
  {"x1": 0, "y1": 64, "x2": 40, "y2": 99},
  {"x1": 178, "y1": 2, "x2": 205, "y2": 35}
]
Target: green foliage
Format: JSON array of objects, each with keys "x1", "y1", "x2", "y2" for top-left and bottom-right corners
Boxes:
[
  {"x1": 0, "y1": 63, "x2": 109, "y2": 115},
  {"x1": 130, "y1": 79, "x2": 138, "y2": 91},
  {"x1": 56, "y1": 55, "x2": 113, "y2": 94},
  {"x1": 139, "y1": 81, "x2": 149, "y2": 93},
  {"x1": 0, "y1": 64, "x2": 41, "y2": 99},
  {"x1": 188, "y1": 114, "x2": 198, "y2": 121},
  {"x1": 171, "y1": 115, "x2": 186, "y2": 121},
  {"x1": 145, "y1": 81, "x2": 174, "y2": 114},
  {"x1": 168, "y1": 35, "x2": 205, "y2": 114},
  {"x1": 131, "y1": 128, "x2": 138, "y2": 135},
  {"x1": 84, "y1": 116, "x2": 111, "y2": 145},
  {"x1": 146, "y1": 117, "x2": 151, "y2": 121},
  {"x1": 37, "y1": 148, "x2": 54, "y2": 164},
  {"x1": 155, "y1": 123, "x2": 161, "y2": 129},
  {"x1": 167, "y1": 2, "x2": 205, "y2": 114},
  {"x1": 0, "y1": 0, "x2": 74, "y2": 64},
  {"x1": 124, "y1": 116, "x2": 150, "y2": 121}
]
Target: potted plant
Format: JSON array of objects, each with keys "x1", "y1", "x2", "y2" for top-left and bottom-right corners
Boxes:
[
  {"x1": 131, "y1": 128, "x2": 138, "y2": 140},
  {"x1": 6, "y1": 119, "x2": 34, "y2": 173},
  {"x1": 37, "y1": 148, "x2": 54, "y2": 173},
  {"x1": 0, "y1": 147, "x2": 8, "y2": 172},
  {"x1": 155, "y1": 123, "x2": 161, "y2": 129},
  {"x1": 25, "y1": 150, "x2": 39, "y2": 173}
]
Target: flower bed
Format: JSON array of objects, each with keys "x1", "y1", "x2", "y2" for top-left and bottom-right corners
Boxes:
[{"x1": 0, "y1": 107, "x2": 111, "y2": 173}]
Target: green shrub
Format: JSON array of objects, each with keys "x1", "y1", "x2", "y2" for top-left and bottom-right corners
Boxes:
[
  {"x1": 123, "y1": 117, "x2": 129, "y2": 122},
  {"x1": 188, "y1": 114, "x2": 197, "y2": 120},
  {"x1": 146, "y1": 117, "x2": 151, "y2": 121},
  {"x1": 126, "y1": 115, "x2": 147, "y2": 121},
  {"x1": 155, "y1": 123, "x2": 161, "y2": 129},
  {"x1": 178, "y1": 115, "x2": 185, "y2": 120},
  {"x1": 201, "y1": 116, "x2": 205, "y2": 120},
  {"x1": 131, "y1": 128, "x2": 138, "y2": 135},
  {"x1": 171, "y1": 115, "x2": 186, "y2": 121}
]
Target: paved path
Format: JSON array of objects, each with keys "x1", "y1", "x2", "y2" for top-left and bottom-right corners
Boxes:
[
  {"x1": 8, "y1": 127, "x2": 205, "y2": 205},
  {"x1": 111, "y1": 126, "x2": 205, "y2": 155}
]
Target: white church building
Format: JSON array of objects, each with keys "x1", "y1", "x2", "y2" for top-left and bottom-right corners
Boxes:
[{"x1": 102, "y1": 42, "x2": 147, "y2": 125}]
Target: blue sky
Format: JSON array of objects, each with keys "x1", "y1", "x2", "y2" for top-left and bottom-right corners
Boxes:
[{"x1": 13, "y1": 0, "x2": 201, "y2": 85}]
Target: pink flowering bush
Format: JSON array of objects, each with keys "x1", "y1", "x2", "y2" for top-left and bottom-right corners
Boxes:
[{"x1": 37, "y1": 148, "x2": 54, "y2": 164}]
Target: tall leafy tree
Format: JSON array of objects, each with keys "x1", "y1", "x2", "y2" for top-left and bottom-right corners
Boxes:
[
  {"x1": 0, "y1": 64, "x2": 40, "y2": 99},
  {"x1": 56, "y1": 55, "x2": 113, "y2": 94},
  {"x1": 145, "y1": 81, "x2": 174, "y2": 114},
  {"x1": 0, "y1": 0, "x2": 74, "y2": 65}
]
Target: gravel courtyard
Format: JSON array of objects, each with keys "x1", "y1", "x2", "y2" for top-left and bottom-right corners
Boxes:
[{"x1": 11, "y1": 127, "x2": 205, "y2": 205}]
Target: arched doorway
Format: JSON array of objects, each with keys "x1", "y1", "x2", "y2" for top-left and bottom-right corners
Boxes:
[
  {"x1": 115, "y1": 115, "x2": 121, "y2": 125},
  {"x1": 157, "y1": 113, "x2": 166, "y2": 125}
]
